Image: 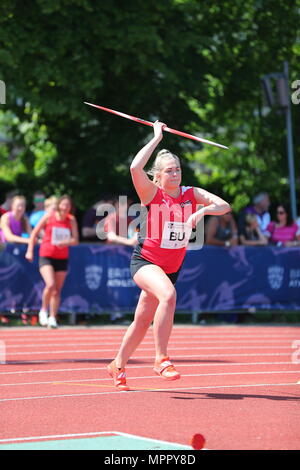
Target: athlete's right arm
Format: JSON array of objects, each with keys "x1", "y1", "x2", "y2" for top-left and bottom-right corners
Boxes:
[
  {"x1": 0, "y1": 213, "x2": 29, "y2": 245},
  {"x1": 130, "y1": 121, "x2": 166, "y2": 205},
  {"x1": 25, "y1": 213, "x2": 49, "y2": 262}
]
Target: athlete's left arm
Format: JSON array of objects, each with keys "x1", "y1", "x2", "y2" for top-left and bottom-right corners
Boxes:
[
  {"x1": 193, "y1": 187, "x2": 231, "y2": 215},
  {"x1": 186, "y1": 188, "x2": 231, "y2": 228},
  {"x1": 68, "y1": 217, "x2": 79, "y2": 246}
]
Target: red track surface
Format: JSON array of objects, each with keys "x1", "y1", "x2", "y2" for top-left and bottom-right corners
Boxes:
[{"x1": 1, "y1": 325, "x2": 300, "y2": 450}]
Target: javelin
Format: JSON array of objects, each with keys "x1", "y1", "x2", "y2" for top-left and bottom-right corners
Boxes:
[{"x1": 84, "y1": 102, "x2": 229, "y2": 150}]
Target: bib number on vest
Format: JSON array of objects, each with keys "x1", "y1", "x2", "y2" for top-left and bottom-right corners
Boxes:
[
  {"x1": 160, "y1": 221, "x2": 192, "y2": 249},
  {"x1": 51, "y1": 227, "x2": 71, "y2": 245}
]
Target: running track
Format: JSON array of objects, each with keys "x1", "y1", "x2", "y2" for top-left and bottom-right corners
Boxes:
[{"x1": 0, "y1": 325, "x2": 299, "y2": 450}]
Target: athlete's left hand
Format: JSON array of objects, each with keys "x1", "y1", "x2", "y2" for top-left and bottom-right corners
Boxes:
[
  {"x1": 186, "y1": 208, "x2": 205, "y2": 229},
  {"x1": 56, "y1": 240, "x2": 69, "y2": 248}
]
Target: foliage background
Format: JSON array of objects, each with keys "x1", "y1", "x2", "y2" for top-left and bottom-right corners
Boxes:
[{"x1": 0, "y1": 0, "x2": 299, "y2": 220}]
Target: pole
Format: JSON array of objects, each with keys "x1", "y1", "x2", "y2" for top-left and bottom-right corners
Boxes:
[{"x1": 284, "y1": 61, "x2": 297, "y2": 219}]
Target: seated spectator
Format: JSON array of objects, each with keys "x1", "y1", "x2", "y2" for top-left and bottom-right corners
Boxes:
[
  {"x1": 238, "y1": 192, "x2": 271, "y2": 236},
  {"x1": 239, "y1": 214, "x2": 268, "y2": 246},
  {"x1": 296, "y1": 215, "x2": 300, "y2": 235},
  {"x1": 0, "y1": 195, "x2": 31, "y2": 244},
  {"x1": 103, "y1": 196, "x2": 138, "y2": 324},
  {"x1": 265, "y1": 203, "x2": 300, "y2": 247},
  {"x1": 104, "y1": 197, "x2": 138, "y2": 247},
  {"x1": 0, "y1": 190, "x2": 18, "y2": 216},
  {"x1": 81, "y1": 196, "x2": 113, "y2": 242},
  {"x1": 205, "y1": 212, "x2": 238, "y2": 247},
  {"x1": 29, "y1": 191, "x2": 46, "y2": 228}
]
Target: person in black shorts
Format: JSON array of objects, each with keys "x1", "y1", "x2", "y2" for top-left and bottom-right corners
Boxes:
[
  {"x1": 107, "y1": 121, "x2": 231, "y2": 390},
  {"x1": 26, "y1": 195, "x2": 79, "y2": 328}
]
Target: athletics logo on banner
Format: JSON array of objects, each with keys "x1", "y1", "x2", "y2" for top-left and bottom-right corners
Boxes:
[
  {"x1": 267, "y1": 265, "x2": 284, "y2": 290},
  {"x1": 85, "y1": 265, "x2": 103, "y2": 290}
]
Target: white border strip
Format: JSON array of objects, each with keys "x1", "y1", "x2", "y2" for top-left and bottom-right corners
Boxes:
[{"x1": 0, "y1": 430, "x2": 192, "y2": 449}]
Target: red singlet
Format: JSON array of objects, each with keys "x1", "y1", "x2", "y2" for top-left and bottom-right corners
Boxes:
[
  {"x1": 40, "y1": 213, "x2": 72, "y2": 259},
  {"x1": 133, "y1": 186, "x2": 198, "y2": 273}
]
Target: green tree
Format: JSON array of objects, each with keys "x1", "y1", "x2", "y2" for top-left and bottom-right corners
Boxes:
[{"x1": 0, "y1": 0, "x2": 299, "y2": 214}]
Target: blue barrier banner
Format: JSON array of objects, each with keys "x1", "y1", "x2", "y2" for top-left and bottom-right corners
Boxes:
[{"x1": 0, "y1": 243, "x2": 299, "y2": 313}]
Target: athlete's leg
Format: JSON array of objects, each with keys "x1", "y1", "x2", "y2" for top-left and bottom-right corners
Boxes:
[
  {"x1": 132, "y1": 264, "x2": 177, "y2": 363},
  {"x1": 39, "y1": 264, "x2": 56, "y2": 312},
  {"x1": 49, "y1": 271, "x2": 68, "y2": 318},
  {"x1": 114, "y1": 289, "x2": 159, "y2": 368}
]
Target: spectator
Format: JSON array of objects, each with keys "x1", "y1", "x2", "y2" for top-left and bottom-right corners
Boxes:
[
  {"x1": 81, "y1": 196, "x2": 113, "y2": 242},
  {"x1": 238, "y1": 192, "x2": 271, "y2": 236},
  {"x1": 25, "y1": 195, "x2": 79, "y2": 328},
  {"x1": 28, "y1": 191, "x2": 46, "y2": 228},
  {"x1": 104, "y1": 197, "x2": 138, "y2": 247},
  {"x1": 296, "y1": 215, "x2": 300, "y2": 235},
  {"x1": 44, "y1": 196, "x2": 58, "y2": 214},
  {"x1": 0, "y1": 190, "x2": 18, "y2": 216},
  {"x1": 205, "y1": 212, "x2": 238, "y2": 247},
  {"x1": 205, "y1": 212, "x2": 238, "y2": 324},
  {"x1": 0, "y1": 195, "x2": 31, "y2": 244},
  {"x1": 239, "y1": 213, "x2": 268, "y2": 246},
  {"x1": 35, "y1": 196, "x2": 59, "y2": 242},
  {"x1": 265, "y1": 203, "x2": 300, "y2": 247},
  {"x1": 103, "y1": 197, "x2": 138, "y2": 324}
]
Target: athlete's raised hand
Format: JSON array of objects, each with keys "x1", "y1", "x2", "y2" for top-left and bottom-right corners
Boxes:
[{"x1": 153, "y1": 121, "x2": 167, "y2": 142}]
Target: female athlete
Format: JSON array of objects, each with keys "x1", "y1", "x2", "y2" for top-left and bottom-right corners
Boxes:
[
  {"x1": 108, "y1": 121, "x2": 231, "y2": 390},
  {"x1": 25, "y1": 195, "x2": 79, "y2": 328}
]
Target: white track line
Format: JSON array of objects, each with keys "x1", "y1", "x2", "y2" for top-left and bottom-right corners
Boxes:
[
  {"x1": 3, "y1": 345, "x2": 293, "y2": 356},
  {"x1": 0, "y1": 360, "x2": 294, "y2": 376},
  {"x1": 0, "y1": 353, "x2": 293, "y2": 369},
  {"x1": 1, "y1": 331, "x2": 299, "y2": 340},
  {"x1": 4, "y1": 338, "x2": 298, "y2": 348},
  {"x1": 0, "y1": 370, "x2": 299, "y2": 388},
  {"x1": 0, "y1": 325, "x2": 300, "y2": 339},
  {"x1": 0, "y1": 382, "x2": 297, "y2": 402}
]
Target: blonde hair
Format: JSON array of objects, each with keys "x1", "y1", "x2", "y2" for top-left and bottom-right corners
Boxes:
[
  {"x1": 245, "y1": 214, "x2": 258, "y2": 226},
  {"x1": 147, "y1": 149, "x2": 181, "y2": 185},
  {"x1": 44, "y1": 196, "x2": 58, "y2": 211}
]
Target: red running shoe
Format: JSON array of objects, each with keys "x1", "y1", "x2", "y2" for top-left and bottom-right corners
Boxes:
[
  {"x1": 107, "y1": 360, "x2": 130, "y2": 391},
  {"x1": 153, "y1": 356, "x2": 180, "y2": 381}
]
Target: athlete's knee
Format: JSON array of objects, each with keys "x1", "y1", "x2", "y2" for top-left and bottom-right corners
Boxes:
[
  {"x1": 158, "y1": 287, "x2": 177, "y2": 306},
  {"x1": 51, "y1": 288, "x2": 59, "y2": 298},
  {"x1": 134, "y1": 295, "x2": 156, "y2": 328},
  {"x1": 45, "y1": 283, "x2": 56, "y2": 293}
]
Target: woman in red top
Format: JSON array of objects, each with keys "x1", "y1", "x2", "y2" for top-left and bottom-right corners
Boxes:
[
  {"x1": 107, "y1": 121, "x2": 231, "y2": 390},
  {"x1": 25, "y1": 195, "x2": 79, "y2": 328}
]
